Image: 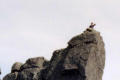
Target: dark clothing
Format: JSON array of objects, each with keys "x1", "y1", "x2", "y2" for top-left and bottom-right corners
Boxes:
[
  {"x1": 89, "y1": 23, "x2": 95, "y2": 28},
  {"x1": 89, "y1": 25, "x2": 94, "y2": 28}
]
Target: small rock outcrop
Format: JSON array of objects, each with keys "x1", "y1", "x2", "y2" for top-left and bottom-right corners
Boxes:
[
  {"x1": 11, "y1": 62, "x2": 23, "y2": 73},
  {"x1": 0, "y1": 68, "x2": 1, "y2": 75},
  {"x1": 3, "y1": 57, "x2": 48, "y2": 80},
  {"x1": 3, "y1": 28, "x2": 105, "y2": 80}
]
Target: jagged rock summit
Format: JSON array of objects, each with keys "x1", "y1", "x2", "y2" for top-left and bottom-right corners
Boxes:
[{"x1": 3, "y1": 28, "x2": 105, "y2": 80}]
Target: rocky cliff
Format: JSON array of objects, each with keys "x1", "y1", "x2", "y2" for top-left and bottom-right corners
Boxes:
[{"x1": 3, "y1": 28, "x2": 105, "y2": 80}]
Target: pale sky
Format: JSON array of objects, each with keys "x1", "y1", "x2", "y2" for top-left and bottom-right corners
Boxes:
[{"x1": 0, "y1": 0, "x2": 120, "y2": 80}]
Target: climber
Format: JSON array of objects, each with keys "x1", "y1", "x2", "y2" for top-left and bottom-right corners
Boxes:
[{"x1": 89, "y1": 22, "x2": 96, "y2": 28}]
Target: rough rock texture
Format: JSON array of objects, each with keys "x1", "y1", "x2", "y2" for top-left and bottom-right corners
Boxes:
[
  {"x1": 0, "y1": 68, "x2": 1, "y2": 80},
  {"x1": 0, "y1": 68, "x2": 1, "y2": 75},
  {"x1": 11, "y1": 62, "x2": 23, "y2": 73},
  {"x1": 3, "y1": 57, "x2": 48, "y2": 80},
  {"x1": 0, "y1": 68, "x2": 1, "y2": 74},
  {"x1": 3, "y1": 28, "x2": 105, "y2": 80}
]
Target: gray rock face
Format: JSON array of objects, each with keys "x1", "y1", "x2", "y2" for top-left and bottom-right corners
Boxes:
[
  {"x1": 20, "y1": 57, "x2": 46, "y2": 70},
  {"x1": 3, "y1": 28, "x2": 105, "y2": 80},
  {"x1": 3, "y1": 57, "x2": 48, "y2": 80},
  {"x1": 0, "y1": 68, "x2": 1, "y2": 80},
  {"x1": 0, "y1": 68, "x2": 1, "y2": 74},
  {"x1": 3, "y1": 72, "x2": 18, "y2": 80}
]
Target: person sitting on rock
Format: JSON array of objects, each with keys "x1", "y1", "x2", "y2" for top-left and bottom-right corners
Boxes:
[{"x1": 89, "y1": 22, "x2": 96, "y2": 28}]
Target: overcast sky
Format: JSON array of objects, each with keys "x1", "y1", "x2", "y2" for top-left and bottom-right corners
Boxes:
[{"x1": 0, "y1": 0, "x2": 120, "y2": 79}]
